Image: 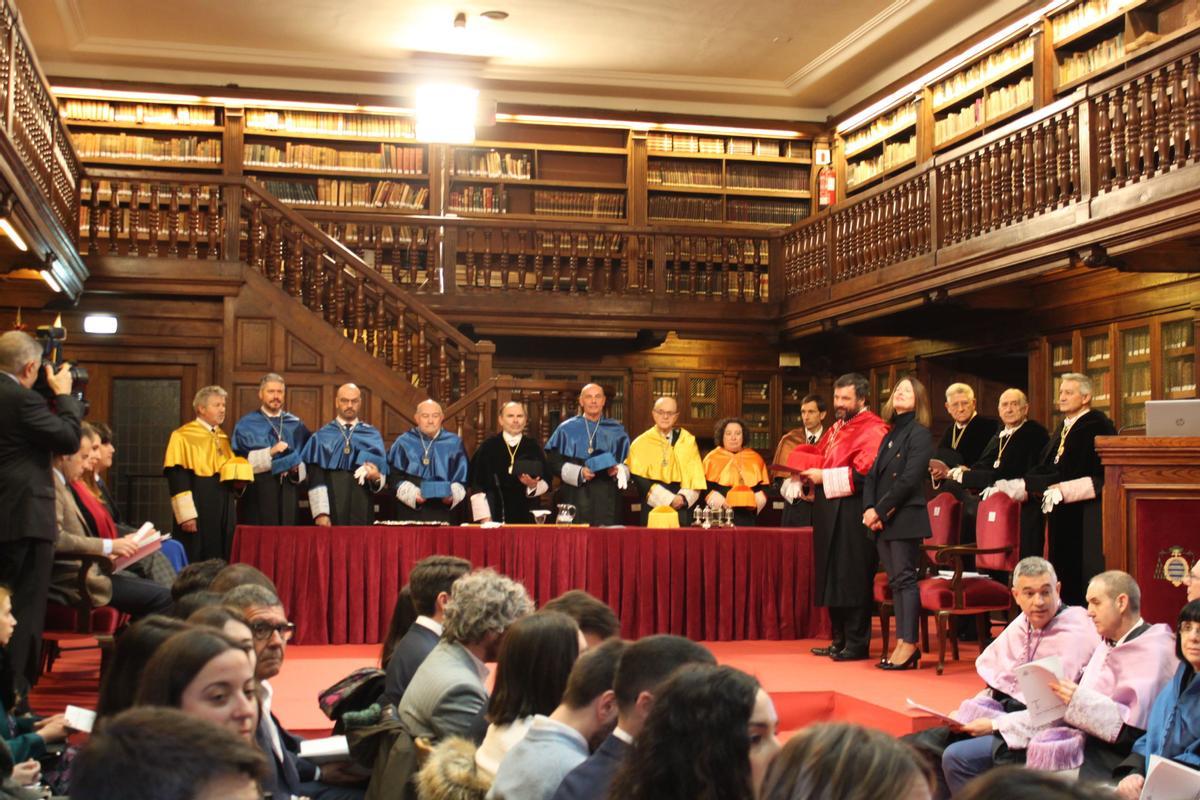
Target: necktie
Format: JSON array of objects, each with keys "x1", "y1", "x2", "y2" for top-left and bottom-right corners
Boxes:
[{"x1": 808, "y1": 434, "x2": 816, "y2": 445}]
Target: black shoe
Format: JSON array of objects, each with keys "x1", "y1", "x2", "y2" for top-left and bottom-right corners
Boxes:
[
  {"x1": 810, "y1": 643, "x2": 844, "y2": 657},
  {"x1": 830, "y1": 649, "x2": 870, "y2": 662},
  {"x1": 880, "y1": 651, "x2": 921, "y2": 671}
]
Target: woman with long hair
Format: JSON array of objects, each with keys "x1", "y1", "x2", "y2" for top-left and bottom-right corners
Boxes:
[
  {"x1": 608, "y1": 664, "x2": 780, "y2": 800},
  {"x1": 96, "y1": 615, "x2": 192, "y2": 721},
  {"x1": 864, "y1": 376, "x2": 934, "y2": 670},
  {"x1": 475, "y1": 610, "x2": 583, "y2": 777}
]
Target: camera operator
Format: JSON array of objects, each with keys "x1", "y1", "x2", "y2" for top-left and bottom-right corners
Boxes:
[{"x1": 0, "y1": 330, "x2": 83, "y2": 684}]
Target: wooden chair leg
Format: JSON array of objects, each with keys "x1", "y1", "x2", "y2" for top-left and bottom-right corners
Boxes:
[
  {"x1": 936, "y1": 612, "x2": 949, "y2": 675},
  {"x1": 920, "y1": 614, "x2": 930, "y2": 652},
  {"x1": 977, "y1": 613, "x2": 991, "y2": 647},
  {"x1": 949, "y1": 615, "x2": 960, "y2": 661},
  {"x1": 880, "y1": 603, "x2": 892, "y2": 660}
]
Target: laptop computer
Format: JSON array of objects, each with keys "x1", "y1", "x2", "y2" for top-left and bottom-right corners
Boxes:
[{"x1": 1145, "y1": 399, "x2": 1200, "y2": 437}]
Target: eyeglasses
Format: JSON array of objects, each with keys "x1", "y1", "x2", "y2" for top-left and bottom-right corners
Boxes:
[{"x1": 250, "y1": 621, "x2": 295, "y2": 642}]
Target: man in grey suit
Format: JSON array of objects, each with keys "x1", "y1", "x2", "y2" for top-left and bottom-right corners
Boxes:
[
  {"x1": 0, "y1": 330, "x2": 82, "y2": 683},
  {"x1": 398, "y1": 568, "x2": 533, "y2": 745}
]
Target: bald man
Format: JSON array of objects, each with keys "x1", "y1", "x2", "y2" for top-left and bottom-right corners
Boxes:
[
  {"x1": 299, "y1": 383, "x2": 388, "y2": 526},
  {"x1": 545, "y1": 384, "x2": 631, "y2": 526},
  {"x1": 625, "y1": 396, "x2": 705, "y2": 526},
  {"x1": 387, "y1": 399, "x2": 469, "y2": 524},
  {"x1": 468, "y1": 401, "x2": 549, "y2": 524}
]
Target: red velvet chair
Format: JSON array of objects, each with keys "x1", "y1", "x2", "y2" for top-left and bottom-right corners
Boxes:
[
  {"x1": 916, "y1": 495, "x2": 1021, "y2": 673},
  {"x1": 40, "y1": 554, "x2": 125, "y2": 675},
  {"x1": 877, "y1": 493, "x2": 963, "y2": 658}
]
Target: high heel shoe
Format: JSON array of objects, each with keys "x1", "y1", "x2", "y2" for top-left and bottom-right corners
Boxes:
[{"x1": 879, "y1": 650, "x2": 920, "y2": 671}]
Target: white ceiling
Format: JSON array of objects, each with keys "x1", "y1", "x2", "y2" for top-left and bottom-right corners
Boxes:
[{"x1": 19, "y1": 0, "x2": 1032, "y2": 122}]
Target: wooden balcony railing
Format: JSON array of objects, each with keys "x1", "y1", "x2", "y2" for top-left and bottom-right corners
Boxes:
[{"x1": 441, "y1": 377, "x2": 583, "y2": 452}]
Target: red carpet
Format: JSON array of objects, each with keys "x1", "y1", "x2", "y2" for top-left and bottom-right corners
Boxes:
[{"x1": 32, "y1": 634, "x2": 983, "y2": 740}]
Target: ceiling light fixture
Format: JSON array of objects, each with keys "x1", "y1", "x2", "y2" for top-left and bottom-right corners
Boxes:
[
  {"x1": 480, "y1": 10, "x2": 509, "y2": 20},
  {"x1": 415, "y1": 84, "x2": 479, "y2": 143},
  {"x1": 836, "y1": 0, "x2": 1072, "y2": 134},
  {"x1": 0, "y1": 199, "x2": 28, "y2": 252},
  {"x1": 39, "y1": 268, "x2": 61, "y2": 293},
  {"x1": 83, "y1": 314, "x2": 119, "y2": 334}
]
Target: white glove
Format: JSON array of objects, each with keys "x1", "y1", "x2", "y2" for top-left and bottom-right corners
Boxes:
[
  {"x1": 705, "y1": 490, "x2": 727, "y2": 510},
  {"x1": 615, "y1": 464, "x2": 630, "y2": 491},
  {"x1": 449, "y1": 482, "x2": 466, "y2": 508},
  {"x1": 353, "y1": 464, "x2": 370, "y2": 485},
  {"x1": 395, "y1": 480, "x2": 421, "y2": 509},
  {"x1": 981, "y1": 478, "x2": 1027, "y2": 502},
  {"x1": 948, "y1": 466, "x2": 967, "y2": 483},
  {"x1": 780, "y1": 478, "x2": 802, "y2": 502},
  {"x1": 754, "y1": 490, "x2": 768, "y2": 513},
  {"x1": 1041, "y1": 486, "x2": 1064, "y2": 514}
]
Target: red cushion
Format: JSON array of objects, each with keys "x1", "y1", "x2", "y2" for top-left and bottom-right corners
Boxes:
[
  {"x1": 874, "y1": 572, "x2": 892, "y2": 603},
  {"x1": 918, "y1": 577, "x2": 1011, "y2": 610},
  {"x1": 43, "y1": 602, "x2": 123, "y2": 634}
]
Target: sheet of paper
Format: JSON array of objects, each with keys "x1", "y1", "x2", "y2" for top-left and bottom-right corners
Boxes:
[
  {"x1": 65, "y1": 705, "x2": 96, "y2": 733},
  {"x1": 905, "y1": 698, "x2": 960, "y2": 727},
  {"x1": 299, "y1": 734, "x2": 350, "y2": 764},
  {"x1": 1141, "y1": 754, "x2": 1200, "y2": 800},
  {"x1": 1014, "y1": 655, "x2": 1066, "y2": 727}
]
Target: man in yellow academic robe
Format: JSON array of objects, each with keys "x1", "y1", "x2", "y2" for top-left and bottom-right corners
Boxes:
[
  {"x1": 625, "y1": 397, "x2": 707, "y2": 526},
  {"x1": 163, "y1": 385, "x2": 248, "y2": 561}
]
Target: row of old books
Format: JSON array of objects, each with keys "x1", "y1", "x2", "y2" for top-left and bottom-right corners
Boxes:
[
  {"x1": 450, "y1": 150, "x2": 533, "y2": 179},
  {"x1": 1051, "y1": 0, "x2": 1137, "y2": 42},
  {"x1": 935, "y1": 98, "x2": 985, "y2": 145},
  {"x1": 260, "y1": 179, "x2": 427, "y2": 209},
  {"x1": 533, "y1": 190, "x2": 625, "y2": 219},
  {"x1": 647, "y1": 160, "x2": 722, "y2": 187},
  {"x1": 846, "y1": 136, "x2": 916, "y2": 187},
  {"x1": 647, "y1": 134, "x2": 809, "y2": 159},
  {"x1": 244, "y1": 143, "x2": 425, "y2": 173},
  {"x1": 727, "y1": 198, "x2": 807, "y2": 225},
  {"x1": 81, "y1": 180, "x2": 214, "y2": 205},
  {"x1": 73, "y1": 132, "x2": 222, "y2": 163},
  {"x1": 930, "y1": 38, "x2": 1035, "y2": 108},
  {"x1": 726, "y1": 164, "x2": 809, "y2": 191},
  {"x1": 1059, "y1": 33, "x2": 1125, "y2": 84},
  {"x1": 448, "y1": 186, "x2": 509, "y2": 215},
  {"x1": 984, "y1": 76, "x2": 1034, "y2": 119},
  {"x1": 648, "y1": 195, "x2": 723, "y2": 222},
  {"x1": 844, "y1": 102, "x2": 918, "y2": 155},
  {"x1": 245, "y1": 110, "x2": 415, "y2": 139},
  {"x1": 314, "y1": 222, "x2": 428, "y2": 248},
  {"x1": 61, "y1": 101, "x2": 218, "y2": 127}
]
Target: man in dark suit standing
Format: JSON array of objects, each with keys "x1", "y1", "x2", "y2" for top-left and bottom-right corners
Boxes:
[
  {"x1": 380, "y1": 555, "x2": 472, "y2": 708},
  {"x1": 0, "y1": 330, "x2": 82, "y2": 683},
  {"x1": 551, "y1": 635, "x2": 715, "y2": 800}
]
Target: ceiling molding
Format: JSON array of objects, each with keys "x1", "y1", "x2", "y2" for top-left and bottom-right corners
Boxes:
[
  {"x1": 783, "y1": 0, "x2": 916, "y2": 92},
  {"x1": 50, "y1": 0, "x2": 86, "y2": 48}
]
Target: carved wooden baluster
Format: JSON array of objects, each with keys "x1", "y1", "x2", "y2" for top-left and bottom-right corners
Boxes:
[
  {"x1": 106, "y1": 180, "x2": 120, "y2": 255},
  {"x1": 1067, "y1": 114, "x2": 1081, "y2": 201},
  {"x1": 601, "y1": 236, "x2": 613, "y2": 295},
  {"x1": 1021, "y1": 131, "x2": 1034, "y2": 218},
  {"x1": 286, "y1": 240, "x2": 303, "y2": 299},
  {"x1": 353, "y1": 278, "x2": 366, "y2": 345},
  {"x1": 1032, "y1": 125, "x2": 1046, "y2": 213},
  {"x1": 516, "y1": 232, "x2": 529, "y2": 290},
  {"x1": 1187, "y1": 53, "x2": 1200, "y2": 163},
  {"x1": 1124, "y1": 81, "x2": 1141, "y2": 180},
  {"x1": 262, "y1": 219, "x2": 279, "y2": 283},
  {"x1": 309, "y1": 244, "x2": 324, "y2": 313},
  {"x1": 1108, "y1": 89, "x2": 1126, "y2": 186},
  {"x1": 533, "y1": 233, "x2": 545, "y2": 290},
  {"x1": 1140, "y1": 76, "x2": 1156, "y2": 179},
  {"x1": 587, "y1": 235, "x2": 600, "y2": 294},
  {"x1": 185, "y1": 185, "x2": 199, "y2": 258},
  {"x1": 164, "y1": 186, "x2": 180, "y2": 256},
  {"x1": 550, "y1": 233, "x2": 563, "y2": 292},
  {"x1": 482, "y1": 229, "x2": 494, "y2": 290},
  {"x1": 975, "y1": 149, "x2": 989, "y2": 233},
  {"x1": 207, "y1": 185, "x2": 221, "y2": 258},
  {"x1": 426, "y1": 228, "x2": 439, "y2": 291},
  {"x1": 1154, "y1": 69, "x2": 1170, "y2": 174},
  {"x1": 415, "y1": 324, "x2": 428, "y2": 391},
  {"x1": 123, "y1": 182, "x2": 142, "y2": 257},
  {"x1": 567, "y1": 233, "x2": 581, "y2": 293},
  {"x1": 892, "y1": 189, "x2": 904, "y2": 261},
  {"x1": 499, "y1": 230, "x2": 510, "y2": 291},
  {"x1": 402, "y1": 310, "x2": 414, "y2": 382},
  {"x1": 948, "y1": 161, "x2": 962, "y2": 243},
  {"x1": 1171, "y1": 62, "x2": 1186, "y2": 168},
  {"x1": 459, "y1": 228, "x2": 473, "y2": 290},
  {"x1": 435, "y1": 337, "x2": 447, "y2": 401}
]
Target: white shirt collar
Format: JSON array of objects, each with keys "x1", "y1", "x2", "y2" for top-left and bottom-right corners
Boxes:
[
  {"x1": 1001, "y1": 421, "x2": 1026, "y2": 436},
  {"x1": 414, "y1": 615, "x2": 443, "y2": 637},
  {"x1": 1115, "y1": 618, "x2": 1145, "y2": 646},
  {"x1": 612, "y1": 726, "x2": 635, "y2": 745},
  {"x1": 195, "y1": 418, "x2": 217, "y2": 432},
  {"x1": 261, "y1": 407, "x2": 282, "y2": 418},
  {"x1": 805, "y1": 426, "x2": 823, "y2": 440},
  {"x1": 337, "y1": 418, "x2": 359, "y2": 430},
  {"x1": 955, "y1": 411, "x2": 977, "y2": 430},
  {"x1": 53, "y1": 468, "x2": 65, "y2": 485},
  {"x1": 1063, "y1": 409, "x2": 1088, "y2": 427},
  {"x1": 501, "y1": 431, "x2": 522, "y2": 447}
]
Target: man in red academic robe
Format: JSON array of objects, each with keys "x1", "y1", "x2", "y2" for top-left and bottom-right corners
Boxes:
[{"x1": 800, "y1": 373, "x2": 889, "y2": 662}]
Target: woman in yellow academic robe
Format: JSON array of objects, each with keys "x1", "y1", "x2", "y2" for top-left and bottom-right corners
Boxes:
[{"x1": 701, "y1": 417, "x2": 771, "y2": 527}]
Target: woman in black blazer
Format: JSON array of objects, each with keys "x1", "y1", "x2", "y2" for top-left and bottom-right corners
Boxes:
[{"x1": 863, "y1": 376, "x2": 933, "y2": 671}]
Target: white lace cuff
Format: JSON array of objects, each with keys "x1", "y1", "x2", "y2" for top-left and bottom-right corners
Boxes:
[
  {"x1": 561, "y1": 462, "x2": 583, "y2": 487},
  {"x1": 247, "y1": 447, "x2": 273, "y2": 474},
  {"x1": 528, "y1": 479, "x2": 549, "y2": 498},
  {"x1": 822, "y1": 467, "x2": 853, "y2": 498},
  {"x1": 678, "y1": 488, "x2": 699, "y2": 506},
  {"x1": 396, "y1": 480, "x2": 420, "y2": 509},
  {"x1": 171, "y1": 491, "x2": 197, "y2": 524},
  {"x1": 470, "y1": 492, "x2": 491, "y2": 522},
  {"x1": 1058, "y1": 477, "x2": 1096, "y2": 504},
  {"x1": 1064, "y1": 684, "x2": 1124, "y2": 743},
  {"x1": 647, "y1": 483, "x2": 676, "y2": 508},
  {"x1": 308, "y1": 485, "x2": 330, "y2": 518},
  {"x1": 449, "y1": 482, "x2": 466, "y2": 508}
]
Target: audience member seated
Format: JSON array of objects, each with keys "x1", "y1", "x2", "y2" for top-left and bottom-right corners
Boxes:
[
  {"x1": 1113, "y1": 599, "x2": 1200, "y2": 799},
  {"x1": 488, "y1": 639, "x2": 625, "y2": 800},
  {"x1": 170, "y1": 559, "x2": 227, "y2": 604},
  {"x1": 69, "y1": 707, "x2": 267, "y2": 800},
  {"x1": 95, "y1": 615, "x2": 190, "y2": 722},
  {"x1": 381, "y1": 586, "x2": 416, "y2": 672},
  {"x1": 0, "y1": 586, "x2": 69, "y2": 767},
  {"x1": 50, "y1": 436, "x2": 173, "y2": 621},
  {"x1": 381, "y1": 556, "x2": 472, "y2": 708},
  {"x1": 540, "y1": 590, "x2": 620, "y2": 648},
  {"x1": 1, "y1": 737, "x2": 42, "y2": 800},
  {"x1": 208, "y1": 563, "x2": 278, "y2": 597},
  {"x1": 399, "y1": 569, "x2": 533, "y2": 747},
  {"x1": 552, "y1": 634, "x2": 715, "y2": 800},
  {"x1": 903, "y1": 557, "x2": 1100, "y2": 798},
  {"x1": 949, "y1": 570, "x2": 1176, "y2": 788},
  {"x1": 476, "y1": 611, "x2": 583, "y2": 779},
  {"x1": 187, "y1": 606, "x2": 256, "y2": 664},
  {"x1": 172, "y1": 589, "x2": 223, "y2": 620},
  {"x1": 955, "y1": 766, "x2": 1111, "y2": 800},
  {"x1": 760, "y1": 722, "x2": 933, "y2": 800},
  {"x1": 226, "y1": 584, "x2": 366, "y2": 800},
  {"x1": 607, "y1": 664, "x2": 780, "y2": 800},
  {"x1": 417, "y1": 736, "x2": 490, "y2": 800},
  {"x1": 134, "y1": 628, "x2": 259, "y2": 742}
]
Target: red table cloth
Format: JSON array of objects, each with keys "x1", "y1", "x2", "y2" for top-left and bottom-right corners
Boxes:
[{"x1": 231, "y1": 525, "x2": 827, "y2": 645}]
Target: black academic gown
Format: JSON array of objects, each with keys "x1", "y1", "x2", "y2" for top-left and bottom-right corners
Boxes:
[
  {"x1": 164, "y1": 469, "x2": 236, "y2": 562},
  {"x1": 936, "y1": 415, "x2": 1001, "y2": 546},
  {"x1": 469, "y1": 434, "x2": 547, "y2": 524},
  {"x1": 309, "y1": 465, "x2": 379, "y2": 526},
  {"x1": 1031, "y1": 409, "x2": 1117, "y2": 604},
  {"x1": 959, "y1": 420, "x2": 1051, "y2": 559}
]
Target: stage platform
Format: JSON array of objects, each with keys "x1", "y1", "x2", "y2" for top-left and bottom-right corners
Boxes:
[{"x1": 31, "y1": 636, "x2": 984, "y2": 740}]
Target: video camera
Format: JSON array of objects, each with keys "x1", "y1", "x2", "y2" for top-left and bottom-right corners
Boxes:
[{"x1": 33, "y1": 316, "x2": 89, "y2": 413}]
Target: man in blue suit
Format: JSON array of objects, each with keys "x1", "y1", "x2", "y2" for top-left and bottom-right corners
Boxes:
[
  {"x1": 551, "y1": 635, "x2": 715, "y2": 800},
  {"x1": 380, "y1": 554, "x2": 472, "y2": 708}
]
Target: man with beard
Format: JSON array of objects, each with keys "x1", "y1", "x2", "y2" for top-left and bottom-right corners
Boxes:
[
  {"x1": 231, "y1": 373, "x2": 311, "y2": 525},
  {"x1": 398, "y1": 569, "x2": 533, "y2": 745},
  {"x1": 545, "y1": 384, "x2": 631, "y2": 526},
  {"x1": 225, "y1": 584, "x2": 365, "y2": 800},
  {"x1": 489, "y1": 640, "x2": 625, "y2": 800},
  {"x1": 388, "y1": 399, "x2": 469, "y2": 523},
  {"x1": 799, "y1": 373, "x2": 889, "y2": 662},
  {"x1": 300, "y1": 383, "x2": 388, "y2": 526},
  {"x1": 469, "y1": 401, "x2": 549, "y2": 524}
]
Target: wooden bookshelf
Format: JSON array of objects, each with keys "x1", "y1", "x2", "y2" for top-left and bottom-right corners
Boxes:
[
  {"x1": 841, "y1": 99, "x2": 919, "y2": 194},
  {"x1": 930, "y1": 35, "x2": 1037, "y2": 152}
]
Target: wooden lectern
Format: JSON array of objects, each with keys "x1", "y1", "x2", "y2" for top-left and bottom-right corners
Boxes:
[{"x1": 1097, "y1": 436, "x2": 1200, "y2": 624}]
